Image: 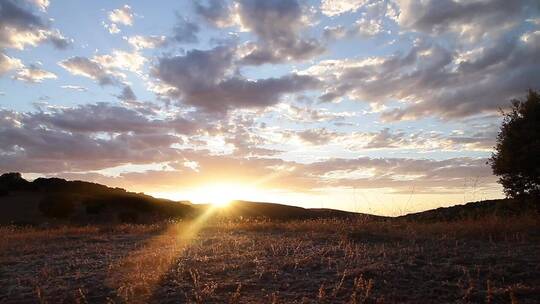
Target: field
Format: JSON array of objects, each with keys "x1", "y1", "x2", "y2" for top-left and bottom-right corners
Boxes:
[{"x1": 1, "y1": 214, "x2": 539, "y2": 304}]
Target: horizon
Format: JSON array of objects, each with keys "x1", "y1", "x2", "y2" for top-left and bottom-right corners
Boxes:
[
  {"x1": 3, "y1": 171, "x2": 502, "y2": 217},
  {"x1": 1, "y1": 0, "x2": 539, "y2": 216}
]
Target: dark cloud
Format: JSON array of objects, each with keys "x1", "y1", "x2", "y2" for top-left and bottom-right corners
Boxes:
[
  {"x1": 153, "y1": 46, "x2": 320, "y2": 113},
  {"x1": 364, "y1": 128, "x2": 406, "y2": 149},
  {"x1": 236, "y1": 0, "x2": 325, "y2": 65},
  {"x1": 398, "y1": 0, "x2": 537, "y2": 41},
  {"x1": 117, "y1": 86, "x2": 137, "y2": 102},
  {"x1": 0, "y1": 103, "x2": 209, "y2": 173},
  {"x1": 0, "y1": 0, "x2": 70, "y2": 50},
  {"x1": 0, "y1": 0, "x2": 70, "y2": 77},
  {"x1": 297, "y1": 128, "x2": 339, "y2": 145},
  {"x1": 172, "y1": 16, "x2": 200, "y2": 43},
  {"x1": 306, "y1": 33, "x2": 540, "y2": 120},
  {"x1": 194, "y1": 0, "x2": 233, "y2": 27}
]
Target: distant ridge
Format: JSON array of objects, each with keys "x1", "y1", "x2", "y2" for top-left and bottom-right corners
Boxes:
[
  {"x1": 0, "y1": 173, "x2": 371, "y2": 225},
  {"x1": 400, "y1": 197, "x2": 539, "y2": 222},
  {"x1": 2, "y1": 172, "x2": 536, "y2": 226}
]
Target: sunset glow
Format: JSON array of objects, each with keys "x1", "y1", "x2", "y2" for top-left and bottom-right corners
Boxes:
[
  {"x1": 186, "y1": 183, "x2": 259, "y2": 206},
  {"x1": 1, "y1": 0, "x2": 538, "y2": 215}
]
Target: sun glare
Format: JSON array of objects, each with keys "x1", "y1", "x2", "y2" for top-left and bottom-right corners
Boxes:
[{"x1": 188, "y1": 183, "x2": 257, "y2": 207}]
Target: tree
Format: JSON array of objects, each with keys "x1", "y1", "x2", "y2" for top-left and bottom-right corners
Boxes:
[{"x1": 489, "y1": 90, "x2": 540, "y2": 198}]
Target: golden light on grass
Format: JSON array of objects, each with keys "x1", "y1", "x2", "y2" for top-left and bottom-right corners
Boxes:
[{"x1": 106, "y1": 203, "x2": 221, "y2": 302}]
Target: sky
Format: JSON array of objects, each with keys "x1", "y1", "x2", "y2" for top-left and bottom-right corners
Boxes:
[{"x1": 1, "y1": 0, "x2": 539, "y2": 215}]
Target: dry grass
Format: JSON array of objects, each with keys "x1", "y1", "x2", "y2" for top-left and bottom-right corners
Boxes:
[{"x1": 1, "y1": 215, "x2": 539, "y2": 303}]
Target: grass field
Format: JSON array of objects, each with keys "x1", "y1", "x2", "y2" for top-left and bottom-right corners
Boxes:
[{"x1": 1, "y1": 215, "x2": 539, "y2": 303}]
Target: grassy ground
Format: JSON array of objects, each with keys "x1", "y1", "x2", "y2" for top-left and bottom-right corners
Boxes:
[{"x1": 1, "y1": 215, "x2": 539, "y2": 303}]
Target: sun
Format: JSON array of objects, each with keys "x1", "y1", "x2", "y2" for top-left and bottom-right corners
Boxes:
[{"x1": 188, "y1": 183, "x2": 256, "y2": 207}]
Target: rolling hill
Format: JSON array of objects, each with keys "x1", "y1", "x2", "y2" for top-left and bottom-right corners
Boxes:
[
  {"x1": 1, "y1": 172, "x2": 537, "y2": 226},
  {"x1": 0, "y1": 172, "x2": 373, "y2": 225}
]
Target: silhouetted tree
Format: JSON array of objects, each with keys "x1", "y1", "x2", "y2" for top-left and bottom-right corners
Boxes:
[{"x1": 489, "y1": 90, "x2": 540, "y2": 198}]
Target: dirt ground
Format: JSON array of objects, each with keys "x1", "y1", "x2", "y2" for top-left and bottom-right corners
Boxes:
[{"x1": 1, "y1": 216, "x2": 539, "y2": 303}]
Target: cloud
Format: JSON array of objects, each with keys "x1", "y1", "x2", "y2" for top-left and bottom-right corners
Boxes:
[
  {"x1": 297, "y1": 128, "x2": 339, "y2": 145},
  {"x1": 0, "y1": 53, "x2": 23, "y2": 76},
  {"x1": 126, "y1": 35, "x2": 167, "y2": 50},
  {"x1": 93, "y1": 49, "x2": 146, "y2": 73},
  {"x1": 273, "y1": 103, "x2": 354, "y2": 123},
  {"x1": 236, "y1": 0, "x2": 325, "y2": 65},
  {"x1": 320, "y1": 0, "x2": 368, "y2": 17},
  {"x1": 363, "y1": 128, "x2": 406, "y2": 149},
  {"x1": 108, "y1": 4, "x2": 134, "y2": 26},
  {"x1": 323, "y1": 25, "x2": 347, "y2": 40},
  {"x1": 60, "y1": 85, "x2": 87, "y2": 92},
  {"x1": 104, "y1": 4, "x2": 134, "y2": 34},
  {"x1": 0, "y1": 0, "x2": 70, "y2": 50},
  {"x1": 303, "y1": 33, "x2": 540, "y2": 120},
  {"x1": 351, "y1": 17, "x2": 384, "y2": 37},
  {"x1": 153, "y1": 45, "x2": 320, "y2": 113},
  {"x1": 26, "y1": 153, "x2": 496, "y2": 197},
  {"x1": 396, "y1": 0, "x2": 537, "y2": 42},
  {"x1": 29, "y1": 102, "x2": 166, "y2": 133},
  {"x1": 59, "y1": 50, "x2": 145, "y2": 86},
  {"x1": 0, "y1": 102, "x2": 212, "y2": 173},
  {"x1": 103, "y1": 22, "x2": 120, "y2": 34},
  {"x1": 117, "y1": 86, "x2": 137, "y2": 101},
  {"x1": 59, "y1": 56, "x2": 119, "y2": 86},
  {"x1": 13, "y1": 64, "x2": 56, "y2": 83},
  {"x1": 0, "y1": 102, "x2": 498, "y2": 198},
  {"x1": 172, "y1": 16, "x2": 200, "y2": 43},
  {"x1": 30, "y1": 0, "x2": 49, "y2": 11},
  {"x1": 194, "y1": 0, "x2": 236, "y2": 27}
]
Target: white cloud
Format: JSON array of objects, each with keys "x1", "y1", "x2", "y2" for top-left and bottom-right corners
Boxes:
[
  {"x1": 320, "y1": 0, "x2": 368, "y2": 17},
  {"x1": 61, "y1": 85, "x2": 88, "y2": 92},
  {"x1": 13, "y1": 65, "x2": 57, "y2": 83},
  {"x1": 0, "y1": 53, "x2": 23, "y2": 76},
  {"x1": 103, "y1": 22, "x2": 120, "y2": 34},
  {"x1": 126, "y1": 35, "x2": 167, "y2": 50},
  {"x1": 108, "y1": 5, "x2": 134, "y2": 26},
  {"x1": 94, "y1": 50, "x2": 146, "y2": 73},
  {"x1": 104, "y1": 4, "x2": 134, "y2": 35},
  {"x1": 354, "y1": 17, "x2": 383, "y2": 36},
  {"x1": 29, "y1": 0, "x2": 50, "y2": 11}
]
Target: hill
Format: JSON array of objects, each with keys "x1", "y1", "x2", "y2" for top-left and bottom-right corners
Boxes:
[
  {"x1": 400, "y1": 197, "x2": 539, "y2": 222},
  {"x1": 0, "y1": 172, "x2": 371, "y2": 225},
  {"x1": 2, "y1": 172, "x2": 537, "y2": 226},
  {"x1": 0, "y1": 172, "x2": 194, "y2": 225},
  {"x1": 206, "y1": 200, "x2": 383, "y2": 221}
]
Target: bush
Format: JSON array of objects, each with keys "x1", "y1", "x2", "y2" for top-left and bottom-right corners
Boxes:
[
  {"x1": 39, "y1": 195, "x2": 75, "y2": 219},
  {"x1": 490, "y1": 90, "x2": 540, "y2": 198}
]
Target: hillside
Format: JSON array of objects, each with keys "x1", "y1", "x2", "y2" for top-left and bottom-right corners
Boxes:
[
  {"x1": 401, "y1": 197, "x2": 539, "y2": 222},
  {"x1": 2, "y1": 172, "x2": 537, "y2": 226},
  {"x1": 0, "y1": 173, "x2": 371, "y2": 225},
  {"x1": 0, "y1": 172, "x2": 194, "y2": 225}
]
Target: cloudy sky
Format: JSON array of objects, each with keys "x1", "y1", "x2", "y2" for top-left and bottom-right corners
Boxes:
[{"x1": 1, "y1": 0, "x2": 539, "y2": 215}]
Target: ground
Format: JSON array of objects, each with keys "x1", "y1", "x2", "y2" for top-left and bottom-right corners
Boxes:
[{"x1": 1, "y1": 216, "x2": 539, "y2": 303}]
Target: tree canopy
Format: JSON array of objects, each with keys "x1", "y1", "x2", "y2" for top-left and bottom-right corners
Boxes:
[{"x1": 490, "y1": 90, "x2": 540, "y2": 198}]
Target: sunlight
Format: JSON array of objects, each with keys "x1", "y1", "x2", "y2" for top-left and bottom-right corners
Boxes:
[{"x1": 188, "y1": 183, "x2": 258, "y2": 206}]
